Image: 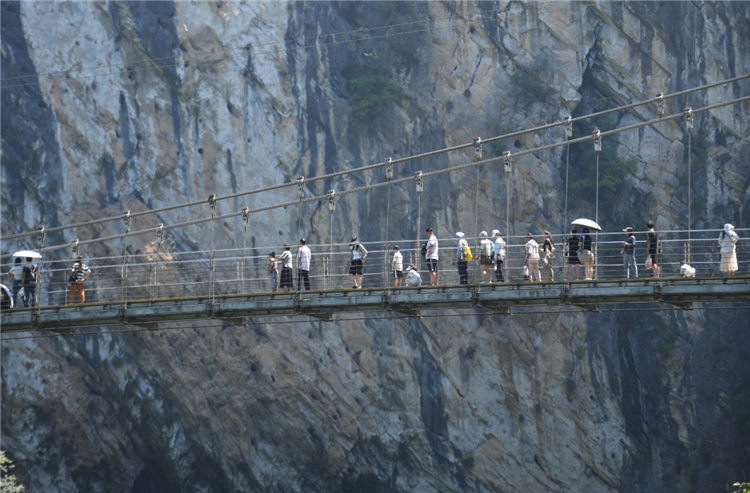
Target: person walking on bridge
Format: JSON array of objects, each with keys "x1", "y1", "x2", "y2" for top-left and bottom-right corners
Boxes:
[
  {"x1": 622, "y1": 227, "x2": 638, "y2": 279},
  {"x1": 492, "y1": 230, "x2": 505, "y2": 283},
  {"x1": 6, "y1": 258, "x2": 24, "y2": 308},
  {"x1": 349, "y1": 237, "x2": 367, "y2": 289},
  {"x1": 479, "y1": 231, "x2": 493, "y2": 283},
  {"x1": 425, "y1": 228, "x2": 439, "y2": 286},
  {"x1": 278, "y1": 245, "x2": 294, "y2": 292},
  {"x1": 68, "y1": 256, "x2": 91, "y2": 303},
  {"x1": 718, "y1": 223, "x2": 739, "y2": 276},
  {"x1": 297, "y1": 238, "x2": 312, "y2": 291},
  {"x1": 392, "y1": 246, "x2": 403, "y2": 287},
  {"x1": 541, "y1": 231, "x2": 556, "y2": 281},
  {"x1": 646, "y1": 221, "x2": 661, "y2": 279},
  {"x1": 268, "y1": 252, "x2": 279, "y2": 292},
  {"x1": 525, "y1": 233, "x2": 541, "y2": 282},
  {"x1": 581, "y1": 228, "x2": 594, "y2": 280},
  {"x1": 22, "y1": 257, "x2": 39, "y2": 308},
  {"x1": 455, "y1": 232, "x2": 469, "y2": 285},
  {"x1": 566, "y1": 229, "x2": 581, "y2": 281}
]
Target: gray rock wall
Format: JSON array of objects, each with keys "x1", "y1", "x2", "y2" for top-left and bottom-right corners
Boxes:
[{"x1": 2, "y1": 1, "x2": 749, "y2": 492}]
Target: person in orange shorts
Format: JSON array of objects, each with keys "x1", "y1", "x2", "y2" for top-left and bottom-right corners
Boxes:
[{"x1": 69, "y1": 256, "x2": 91, "y2": 303}]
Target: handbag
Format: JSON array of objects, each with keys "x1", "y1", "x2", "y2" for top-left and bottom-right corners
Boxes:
[
  {"x1": 522, "y1": 264, "x2": 529, "y2": 281},
  {"x1": 645, "y1": 256, "x2": 653, "y2": 269}
]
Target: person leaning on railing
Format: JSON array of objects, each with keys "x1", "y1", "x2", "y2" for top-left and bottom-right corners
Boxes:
[
  {"x1": 69, "y1": 256, "x2": 91, "y2": 303},
  {"x1": 622, "y1": 227, "x2": 638, "y2": 279},
  {"x1": 277, "y1": 245, "x2": 293, "y2": 292}
]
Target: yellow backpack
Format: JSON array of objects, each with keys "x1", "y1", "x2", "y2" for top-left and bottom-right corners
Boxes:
[{"x1": 463, "y1": 241, "x2": 473, "y2": 261}]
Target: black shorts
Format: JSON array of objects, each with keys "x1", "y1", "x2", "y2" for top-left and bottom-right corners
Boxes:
[
  {"x1": 427, "y1": 259, "x2": 438, "y2": 272},
  {"x1": 349, "y1": 259, "x2": 363, "y2": 275},
  {"x1": 479, "y1": 255, "x2": 491, "y2": 266},
  {"x1": 567, "y1": 254, "x2": 580, "y2": 265},
  {"x1": 394, "y1": 270, "x2": 403, "y2": 278},
  {"x1": 649, "y1": 251, "x2": 658, "y2": 265},
  {"x1": 280, "y1": 267, "x2": 293, "y2": 288}
]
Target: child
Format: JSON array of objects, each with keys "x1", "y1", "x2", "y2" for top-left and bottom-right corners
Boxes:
[{"x1": 405, "y1": 265, "x2": 422, "y2": 287}]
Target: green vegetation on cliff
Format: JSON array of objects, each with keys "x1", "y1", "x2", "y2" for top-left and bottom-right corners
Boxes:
[{"x1": 1, "y1": 452, "x2": 25, "y2": 493}]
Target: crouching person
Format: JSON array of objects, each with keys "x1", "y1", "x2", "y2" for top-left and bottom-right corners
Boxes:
[{"x1": 405, "y1": 265, "x2": 422, "y2": 287}]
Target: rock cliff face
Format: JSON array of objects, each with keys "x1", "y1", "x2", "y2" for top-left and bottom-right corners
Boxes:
[{"x1": 2, "y1": 1, "x2": 749, "y2": 492}]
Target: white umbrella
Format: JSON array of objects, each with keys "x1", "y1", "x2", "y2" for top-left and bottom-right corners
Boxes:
[
  {"x1": 571, "y1": 218, "x2": 602, "y2": 231},
  {"x1": 12, "y1": 250, "x2": 42, "y2": 259}
]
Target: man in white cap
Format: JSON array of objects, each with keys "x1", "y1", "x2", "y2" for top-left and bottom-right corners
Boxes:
[
  {"x1": 455, "y1": 232, "x2": 469, "y2": 284},
  {"x1": 479, "y1": 231, "x2": 493, "y2": 283},
  {"x1": 492, "y1": 230, "x2": 505, "y2": 283}
]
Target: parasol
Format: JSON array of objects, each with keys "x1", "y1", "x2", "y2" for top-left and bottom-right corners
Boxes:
[
  {"x1": 12, "y1": 250, "x2": 42, "y2": 259},
  {"x1": 570, "y1": 218, "x2": 602, "y2": 231}
]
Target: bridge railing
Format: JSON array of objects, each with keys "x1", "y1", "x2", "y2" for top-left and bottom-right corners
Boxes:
[{"x1": 4, "y1": 228, "x2": 747, "y2": 309}]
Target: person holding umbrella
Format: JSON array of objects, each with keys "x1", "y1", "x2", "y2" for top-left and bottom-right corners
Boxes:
[
  {"x1": 569, "y1": 219, "x2": 601, "y2": 281},
  {"x1": 22, "y1": 257, "x2": 39, "y2": 307},
  {"x1": 6, "y1": 258, "x2": 24, "y2": 307}
]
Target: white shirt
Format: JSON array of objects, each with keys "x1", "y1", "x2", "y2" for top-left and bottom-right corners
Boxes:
[
  {"x1": 279, "y1": 250, "x2": 293, "y2": 268},
  {"x1": 427, "y1": 235, "x2": 438, "y2": 260},
  {"x1": 493, "y1": 237, "x2": 506, "y2": 259},
  {"x1": 351, "y1": 244, "x2": 367, "y2": 261},
  {"x1": 392, "y1": 251, "x2": 403, "y2": 271},
  {"x1": 525, "y1": 239, "x2": 539, "y2": 260},
  {"x1": 718, "y1": 231, "x2": 739, "y2": 253},
  {"x1": 456, "y1": 239, "x2": 467, "y2": 259},
  {"x1": 8, "y1": 265, "x2": 24, "y2": 281},
  {"x1": 405, "y1": 269, "x2": 422, "y2": 287},
  {"x1": 680, "y1": 264, "x2": 696, "y2": 277},
  {"x1": 297, "y1": 245, "x2": 311, "y2": 270},
  {"x1": 480, "y1": 238, "x2": 493, "y2": 256}
]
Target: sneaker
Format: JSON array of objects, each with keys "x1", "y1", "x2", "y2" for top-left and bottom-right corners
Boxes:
[
  {"x1": 356, "y1": 285, "x2": 362, "y2": 289},
  {"x1": 352, "y1": 285, "x2": 359, "y2": 289}
]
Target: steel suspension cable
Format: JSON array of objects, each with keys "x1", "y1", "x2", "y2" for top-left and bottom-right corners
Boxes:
[
  {"x1": 5, "y1": 94, "x2": 749, "y2": 259},
  {"x1": 5, "y1": 72, "x2": 749, "y2": 243}
]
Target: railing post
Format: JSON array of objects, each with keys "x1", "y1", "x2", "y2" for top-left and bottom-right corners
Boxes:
[
  {"x1": 210, "y1": 252, "x2": 215, "y2": 304},
  {"x1": 415, "y1": 172, "x2": 423, "y2": 272},
  {"x1": 327, "y1": 190, "x2": 336, "y2": 290}
]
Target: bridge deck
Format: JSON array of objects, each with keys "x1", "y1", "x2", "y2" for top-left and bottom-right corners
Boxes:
[{"x1": 2, "y1": 276, "x2": 749, "y2": 333}]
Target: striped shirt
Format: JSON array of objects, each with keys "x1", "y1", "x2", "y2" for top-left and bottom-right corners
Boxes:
[{"x1": 71, "y1": 261, "x2": 90, "y2": 281}]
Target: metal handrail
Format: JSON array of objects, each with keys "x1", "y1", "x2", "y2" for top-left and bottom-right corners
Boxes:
[{"x1": 2, "y1": 228, "x2": 746, "y2": 309}]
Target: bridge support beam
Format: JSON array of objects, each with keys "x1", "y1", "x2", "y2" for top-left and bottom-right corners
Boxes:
[
  {"x1": 390, "y1": 308, "x2": 421, "y2": 318},
  {"x1": 667, "y1": 301, "x2": 693, "y2": 310},
  {"x1": 301, "y1": 311, "x2": 334, "y2": 322},
  {"x1": 477, "y1": 304, "x2": 511, "y2": 315},
  {"x1": 572, "y1": 303, "x2": 600, "y2": 312}
]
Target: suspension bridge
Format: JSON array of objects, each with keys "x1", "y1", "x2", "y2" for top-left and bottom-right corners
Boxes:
[{"x1": 2, "y1": 74, "x2": 750, "y2": 335}]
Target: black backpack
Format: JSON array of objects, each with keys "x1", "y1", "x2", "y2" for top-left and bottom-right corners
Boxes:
[
  {"x1": 23, "y1": 264, "x2": 38, "y2": 284},
  {"x1": 420, "y1": 242, "x2": 427, "y2": 258}
]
